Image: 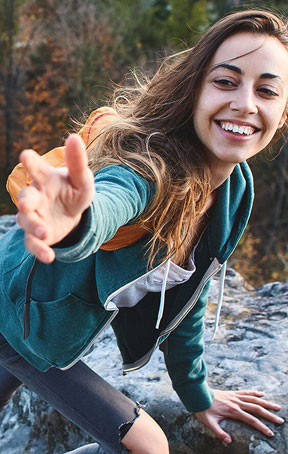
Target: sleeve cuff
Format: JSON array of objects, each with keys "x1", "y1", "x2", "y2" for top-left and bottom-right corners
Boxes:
[
  {"x1": 176, "y1": 381, "x2": 214, "y2": 413},
  {"x1": 53, "y1": 205, "x2": 96, "y2": 262}
]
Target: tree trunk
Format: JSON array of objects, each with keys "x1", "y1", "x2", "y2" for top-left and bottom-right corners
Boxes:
[{"x1": 4, "y1": 0, "x2": 15, "y2": 173}]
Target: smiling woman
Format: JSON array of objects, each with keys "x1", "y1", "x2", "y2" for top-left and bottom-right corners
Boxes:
[
  {"x1": 194, "y1": 32, "x2": 288, "y2": 187},
  {"x1": 0, "y1": 8, "x2": 288, "y2": 454}
]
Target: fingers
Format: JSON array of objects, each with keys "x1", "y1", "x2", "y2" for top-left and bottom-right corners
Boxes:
[
  {"x1": 196, "y1": 412, "x2": 232, "y2": 445},
  {"x1": 237, "y1": 394, "x2": 282, "y2": 411},
  {"x1": 17, "y1": 210, "x2": 51, "y2": 262},
  {"x1": 217, "y1": 390, "x2": 285, "y2": 438},
  {"x1": 207, "y1": 421, "x2": 232, "y2": 445},
  {"x1": 64, "y1": 134, "x2": 93, "y2": 191},
  {"x1": 64, "y1": 134, "x2": 95, "y2": 210},
  {"x1": 16, "y1": 136, "x2": 94, "y2": 260},
  {"x1": 206, "y1": 389, "x2": 285, "y2": 443},
  {"x1": 236, "y1": 390, "x2": 265, "y2": 397},
  {"x1": 25, "y1": 234, "x2": 55, "y2": 264},
  {"x1": 20, "y1": 149, "x2": 50, "y2": 188},
  {"x1": 235, "y1": 408, "x2": 276, "y2": 438},
  {"x1": 18, "y1": 186, "x2": 43, "y2": 214},
  {"x1": 17, "y1": 186, "x2": 47, "y2": 240},
  {"x1": 240, "y1": 401, "x2": 285, "y2": 424},
  {"x1": 234, "y1": 391, "x2": 284, "y2": 424},
  {"x1": 17, "y1": 211, "x2": 47, "y2": 241}
]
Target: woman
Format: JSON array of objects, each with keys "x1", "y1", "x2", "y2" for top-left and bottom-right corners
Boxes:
[{"x1": 0, "y1": 8, "x2": 287, "y2": 454}]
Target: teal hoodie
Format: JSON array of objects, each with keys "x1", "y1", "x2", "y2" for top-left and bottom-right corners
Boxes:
[{"x1": 0, "y1": 163, "x2": 254, "y2": 412}]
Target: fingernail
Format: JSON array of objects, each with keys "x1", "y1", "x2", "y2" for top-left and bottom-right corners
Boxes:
[
  {"x1": 277, "y1": 417, "x2": 285, "y2": 424},
  {"x1": 267, "y1": 430, "x2": 274, "y2": 437},
  {"x1": 223, "y1": 436, "x2": 231, "y2": 445}
]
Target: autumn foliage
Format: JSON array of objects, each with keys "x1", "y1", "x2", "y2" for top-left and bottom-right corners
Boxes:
[{"x1": 0, "y1": 0, "x2": 287, "y2": 284}]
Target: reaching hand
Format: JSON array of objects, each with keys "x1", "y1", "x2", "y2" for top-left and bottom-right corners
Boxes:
[
  {"x1": 16, "y1": 134, "x2": 95, "y2": 263},
  {"x1": 195, "y1": 389, "x2": 285, "y2": 445}
]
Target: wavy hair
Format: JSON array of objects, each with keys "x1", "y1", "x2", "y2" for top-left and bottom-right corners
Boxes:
[{"x1": 87, "y1": 9, "x2": 288, "y2": 267}]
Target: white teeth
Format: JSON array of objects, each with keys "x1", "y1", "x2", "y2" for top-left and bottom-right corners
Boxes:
[{"x1": 220, "y1": 122, "x2": 254, "y2": 135}]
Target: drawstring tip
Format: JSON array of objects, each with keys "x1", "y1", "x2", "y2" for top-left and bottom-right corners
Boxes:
[
  {"x1": 23, "y1": 302, "x2": 30, "y2": 340},
  {"x1": 155, "y1": 259, "x2": 171, "y2": 330},
  {"x1": 208, "y1": 261, "x2": 227, "y2": 343}
]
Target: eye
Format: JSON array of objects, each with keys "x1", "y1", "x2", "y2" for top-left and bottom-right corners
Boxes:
[
  {"x1": 257, "y1": 87, "x2": 279, "y2": 97},
  {"x1": 213, "y1": 78, "x2": 236, "y2": 88}
]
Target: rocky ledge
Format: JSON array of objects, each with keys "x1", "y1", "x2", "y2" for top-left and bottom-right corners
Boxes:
[{"x1": 0, "y1": 215, "x2": 287, "y2": 454}]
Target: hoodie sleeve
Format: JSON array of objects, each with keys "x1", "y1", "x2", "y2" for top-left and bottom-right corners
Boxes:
[
  {"x1": 53, "y1": 165, "x2": 153, "y2": 262},
  {"x1": 164, "y1": 281, "x2": 214, "y2": 412}
]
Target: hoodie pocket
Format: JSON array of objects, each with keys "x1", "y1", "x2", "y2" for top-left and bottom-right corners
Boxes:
[{"x1": 16, "y1": 293, "x2": 112, "y2": 368}]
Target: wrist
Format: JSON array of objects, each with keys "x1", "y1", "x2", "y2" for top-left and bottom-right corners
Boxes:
[{"x1": 53, "y1": 210, "x2": 88, "y2": 248}]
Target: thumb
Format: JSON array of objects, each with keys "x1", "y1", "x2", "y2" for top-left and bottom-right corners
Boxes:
[
  {"x1": 209, "y1": 421, "x2": 232, "y2": 445},
  {"x1": 64, "y1": 134, "x2": 91, "y2": 191},
  {"x1": 197, "y1": 413, "x2": 232, "y2": 445}
]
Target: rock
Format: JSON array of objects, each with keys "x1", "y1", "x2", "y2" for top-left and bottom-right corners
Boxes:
[
  {"x1": 0, "y1": 215, "x2": 17, "y2": 236},
  {"x1": 0, "y1": 216, "x2": 287, "y2": 453},
  {"x1": 257, "y1": 282, "x2": 288, "y2": 297}
]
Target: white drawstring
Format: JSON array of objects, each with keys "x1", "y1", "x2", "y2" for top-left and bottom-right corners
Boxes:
[
  {"x1": 156, "y1": 259, "x2": 171, "y2": 329},
  {"x1": 210, "y1": 261, "x2": 227, "y2": 341},
  {"x1": 155, "y1": 258, "x2": 227, "y2": 334}
]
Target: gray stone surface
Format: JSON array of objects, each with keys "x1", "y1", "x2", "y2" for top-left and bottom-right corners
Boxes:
[{"x1": 0, "y1": 216, "x2": 287, "y2": 453}]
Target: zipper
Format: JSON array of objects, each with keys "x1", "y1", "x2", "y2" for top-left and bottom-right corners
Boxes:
[
  {"x1": 123, "y1": 258, "x2": 222, "y2": 373},
  {"x1": 60, "y1": 261, "x2": 166, "y2": 370},
  {"x1": 61, "y1": 258, "x2": 221, "y2": 372}
]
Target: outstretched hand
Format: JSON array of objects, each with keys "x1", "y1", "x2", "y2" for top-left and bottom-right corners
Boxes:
[
  {"x1": 16, "y1": 134, "x2": 95, "y2": 263},
  {"x1": 195, "y1": 389, "x2": 285, "y2": 445}
]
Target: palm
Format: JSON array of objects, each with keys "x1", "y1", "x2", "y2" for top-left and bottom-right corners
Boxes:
[{"x1": 17, "y1": 134, "x2": 95, "y2": 262}]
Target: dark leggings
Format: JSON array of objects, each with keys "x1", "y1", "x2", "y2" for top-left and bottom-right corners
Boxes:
[
  {"x1": 0, "y1": 364, "x2": 22, "y2": 410},
  {"x1": 0, "y1": 334, "x2": 140, "y2": 454}
]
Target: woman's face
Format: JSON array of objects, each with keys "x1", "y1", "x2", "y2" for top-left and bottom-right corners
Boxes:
[{"x1": 193, "y1": 32, "x2": 288, "y2": 179}]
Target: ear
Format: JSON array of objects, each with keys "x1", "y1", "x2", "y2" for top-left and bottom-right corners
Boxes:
[{"x1": 278, "y1": 105, "x2": 288, "y2": 129}]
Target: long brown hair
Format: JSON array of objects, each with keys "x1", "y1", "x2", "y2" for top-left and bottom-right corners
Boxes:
[{"x1": 87, "y1": 9, "x2": 288, "y2": 267}]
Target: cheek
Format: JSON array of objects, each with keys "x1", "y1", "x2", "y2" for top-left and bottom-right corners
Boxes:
[
  {"x1": 260, "y1": 114, "x2": 283, "y2": 149},
  {"x1": 193, "y1": 115, "x2": 206, "y2": 145},
  {"x1": 193, "y1": 100, "x2": 210, "y2": 138},
  {"x1": 267, "y1": 113, "x2": 284, "y2": 137},
  {"x1": 192, "y1": 108, "x2": 201, "y2": 140},
  {"x1": 270, "y1": 101, "x2": 288, "y2": 130}
]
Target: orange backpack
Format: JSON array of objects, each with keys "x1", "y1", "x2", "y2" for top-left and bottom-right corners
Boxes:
[{"x1": 6, "y1": 108, "x2": 149, "y2": 250}]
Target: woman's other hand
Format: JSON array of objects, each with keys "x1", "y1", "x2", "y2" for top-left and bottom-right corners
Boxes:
[
  {"x1": 16, "y1": 134, "x2": 95, "y2": 264},
  {"x1": 195, "y1": 389, "x2": 285, "y2": 445}
]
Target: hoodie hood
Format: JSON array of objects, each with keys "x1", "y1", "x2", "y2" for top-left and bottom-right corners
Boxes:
[{"x1": 207, "y1": 161, "x2": 254, "y2": 263}]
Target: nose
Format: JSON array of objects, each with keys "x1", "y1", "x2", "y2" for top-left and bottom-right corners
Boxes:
[{"x1": 230, "y1": 86, "x2": 258, "y2": 115}]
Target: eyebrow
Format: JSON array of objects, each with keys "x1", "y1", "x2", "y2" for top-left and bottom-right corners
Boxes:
[
  {"x1": 211, "y1": 63, "x2": 242, "y2": 74},
  {"x1": 210, "y1": 63, "x2": 282, "y2": 80}
]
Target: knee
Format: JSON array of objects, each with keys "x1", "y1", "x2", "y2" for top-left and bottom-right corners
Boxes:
[{"x1": 121, "y1": 409, "x2": 169, "y2": 454}]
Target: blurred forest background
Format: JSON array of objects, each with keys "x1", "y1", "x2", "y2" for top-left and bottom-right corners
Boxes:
[{"x1": 0, "y1": 0, "x2": 287, "y2": 286}]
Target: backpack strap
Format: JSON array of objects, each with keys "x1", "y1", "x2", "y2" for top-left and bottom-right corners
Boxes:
[{"x1": 100, "y1": 223, "x2": 149, "y2": 251}]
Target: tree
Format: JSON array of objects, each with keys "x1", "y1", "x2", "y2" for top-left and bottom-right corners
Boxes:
[{"x1": 0, "y1": 0, "x2": 27, "y2": 172}]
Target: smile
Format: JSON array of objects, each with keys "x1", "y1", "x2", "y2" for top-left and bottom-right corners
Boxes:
[{"x1": 218, "y1": 121, "x2": 258, "y2": 136}]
